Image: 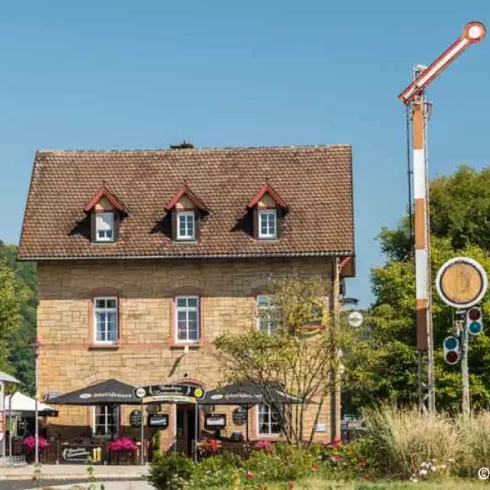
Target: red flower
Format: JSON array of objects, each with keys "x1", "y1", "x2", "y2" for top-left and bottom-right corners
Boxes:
[
  {"x1": 246, "y1": 471, "x2": 255, "y2": 480},
  {"x1": 359, "y1": 460, "x2": 367, "y2": 467},
  {"x1": 327, "y1": 438, "x2": 342, "y2": 448},
  {"x1": 312, "y1": 462, "x2": 320, "y2": 472}
]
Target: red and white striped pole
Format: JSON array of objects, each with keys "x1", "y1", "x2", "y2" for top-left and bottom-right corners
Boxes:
[{"x1": 399, "y1": 21, "x2": 486, "y2": 412}]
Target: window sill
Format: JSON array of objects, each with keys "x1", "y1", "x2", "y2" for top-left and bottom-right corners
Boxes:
[
  {"x1": 168, "y1": 341, "x2": 206, "y2": 349},
  {"x1": 174, "y1": 240, "x2": 198, "y2": 244},
  {"x1": 89, "y1": 343, "x2": 120, "y2": 351}
]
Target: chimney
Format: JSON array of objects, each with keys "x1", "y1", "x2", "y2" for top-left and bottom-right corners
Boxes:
[{"x1": 170, "y1": 140, "x2": 194, "y2": 150}]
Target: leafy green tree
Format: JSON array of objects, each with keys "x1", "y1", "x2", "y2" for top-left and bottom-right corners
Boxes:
[
  {"x1": 0, "y1": 240, "x2": 36, "y2": 393},
  {"x1": 0, "y1": 260, "x2": 22, "y2": 373},
  {"x1": 214, "y1": 277, "x2": 346, "y2": 446},
  {"x1": 343, "y1": 166, "x2": 490, "y2": 413}
]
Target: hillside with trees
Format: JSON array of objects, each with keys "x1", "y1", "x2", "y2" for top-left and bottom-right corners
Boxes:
[{"x1": 0, "y1": 240, "x2": 36, "y2": 394}]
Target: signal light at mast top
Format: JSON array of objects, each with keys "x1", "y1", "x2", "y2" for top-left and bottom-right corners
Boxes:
[{"x1": 464, "y1": 22, "x2": 486, "y2": 43}]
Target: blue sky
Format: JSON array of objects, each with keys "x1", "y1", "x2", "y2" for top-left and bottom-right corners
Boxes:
[{"x1": 1, "y1": 1, "x2": 489, "y2": 306}]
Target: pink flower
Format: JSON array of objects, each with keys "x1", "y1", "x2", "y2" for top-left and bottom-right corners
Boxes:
[
  {"x1": 359, "y1": 460, "x2": 367, "y2": 467},
  {"x1": 23, "y1": 436, "x2": 48, "y2": 452},
  {"x1": 254, "y1": 440, "x2": 272, "y2": 452},
  {"x1": 108, "y1": 437, "x2": 138, "y2": 453},
  {"x1": 331, "y1": 455, "x2": 342, "y2": 462},
  {"x1": 312, "y1": 462, "x2": 320, "y2": 472},
  {"x1": 246, "y1": 471, "x2": 255, "y2": 480},
  {"x1": 327, "y1": 438, "x2": 342, "y2": 448}
]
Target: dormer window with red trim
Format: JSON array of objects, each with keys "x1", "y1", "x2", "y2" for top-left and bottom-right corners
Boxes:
[
  {"x1": 247, "y1": 185, "x2": 288, "y2": 241},
  {"x1": 166, "y1": 185, "x2": 209, "y2": 242},
  {"x1": 84, "y1": 184, "x2": 126, "y2": 244}
]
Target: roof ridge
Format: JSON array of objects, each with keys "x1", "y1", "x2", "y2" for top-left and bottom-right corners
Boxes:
[{"x1": 36, "y1": 144, "x2": 351, "y2": 154}]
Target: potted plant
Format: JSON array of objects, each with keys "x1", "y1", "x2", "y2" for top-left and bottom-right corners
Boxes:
[
  {"x1": 23, "y1": 436, "x2": 48, "y2": 462},
  {"x1": 107, "y1": 437, "x2": 138, "y2": 464}
]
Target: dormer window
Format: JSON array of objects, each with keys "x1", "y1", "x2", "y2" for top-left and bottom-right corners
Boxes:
[
  {"x1": 177, "y1": 211, "x2": 196, "y2": 241},
  {"x1": 96, "y1": 212, "x2": 115, "y2": 242},
  {"x1": 166, "y1": 185, "x2": 209, "y2": 243},
  {"x1": 84, "y1": 184, "x2": 126, "y2": 244},
  {"x1": 259, "y1": 210, "x2": 277, "y2": 239},
  {"x1": 247, "y1": 184, "x2": 288, "y2": 241}
]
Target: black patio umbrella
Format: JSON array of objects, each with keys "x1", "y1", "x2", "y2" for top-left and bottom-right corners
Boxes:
[
  {"x1": 200, "y1": 381, "x2": 302, "y2": 442},
  {"x1": 47, "y1": 379, "x2": 141, "y2": 406},
  {"x1": 47, "y1": 379, "x2": 141, "y2": 441}
]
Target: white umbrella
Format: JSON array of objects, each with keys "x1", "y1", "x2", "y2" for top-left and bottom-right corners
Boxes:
[
  {"x1": 0, "y1": 370, "x2": 20, "y2": 385},
  {"x1": 5, "y1": 392, "x2": 58, "y2": 416}
]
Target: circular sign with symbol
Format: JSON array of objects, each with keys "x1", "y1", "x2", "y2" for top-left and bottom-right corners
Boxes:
[
  {"x1": 436, "y1": 257, "x2": 488, "y2": 308},
  {"x1": 135, "y1": 387, "x2": 146, "y2": 399},
  {"x1": 348, "y1": 311, "x2": 363, "y2": 328}
]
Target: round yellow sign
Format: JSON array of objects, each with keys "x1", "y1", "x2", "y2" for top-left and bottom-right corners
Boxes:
[
  {"x1": 436, "y1": 257, "x2": 488, "y2": 308},
  {"x1": 194, "y1": 388, "x2": 203, "y2": 399}
]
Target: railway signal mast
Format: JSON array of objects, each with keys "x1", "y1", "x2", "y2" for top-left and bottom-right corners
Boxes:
[{"x1": 398, "y1": 22, "x2": 486, "y2": 412}]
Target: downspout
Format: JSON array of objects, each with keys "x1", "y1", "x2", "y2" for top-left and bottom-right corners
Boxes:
[{"x1": 330, "y1": 257, "x2": 341, "y2": 442}]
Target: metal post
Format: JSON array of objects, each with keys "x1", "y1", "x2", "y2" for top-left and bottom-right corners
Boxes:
[
  {"x1": 140, "y1": 400, "x2": 144, "y2": 466},
  {"x1": 193, "y1": 403, "x2": 198, "y2": 463},
  {"x1": 461, "y1": 320, "x2": 471, "y2": 416},
  {"x1": 411, "y1": 79, "x2": 435, "y2": 412},
  {"x1": 34, "y1": 345, "x2": 39, "y2": 464}
]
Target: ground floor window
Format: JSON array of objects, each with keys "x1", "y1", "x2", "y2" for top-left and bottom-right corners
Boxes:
[
  {"x1": 93, "y1": 405, "x2": 119, "y2": 437},
  {"x1": 257, "y1": 404, "x2": 281, "y2": 435}
]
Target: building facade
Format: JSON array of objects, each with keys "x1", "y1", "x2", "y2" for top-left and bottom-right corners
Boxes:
[{"x1": 18, "y1": 144, "x2": 355, "y2": 454}]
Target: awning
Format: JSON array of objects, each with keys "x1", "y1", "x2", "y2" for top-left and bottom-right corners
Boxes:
[
  {"x1": 5, "y1": 392, "x2": 59, "y2": 417},
  {"x1": 47, "y1": 379, "x2": 141, "y2": 406},
  {"x1": 200, "y1": 381, "x2": 303, "y2": 407}
]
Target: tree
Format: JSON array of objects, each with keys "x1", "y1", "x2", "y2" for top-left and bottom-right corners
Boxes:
[
  {"x1": 0, "y1": 260, "x2": 22, "y2": 373},
  {"x1": 214, "y1": 276, "x2": 346, "y2": 446},
  {"x1": 0, "y1": 240, "x2": 36, "y2": 393},
  {"x1": 343, "y1": 166, "x2": 490, "y2": 413}
]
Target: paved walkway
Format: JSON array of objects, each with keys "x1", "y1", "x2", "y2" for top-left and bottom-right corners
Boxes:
[{"x1": 0, "y1": 464, "x2": 149, "y2": 481}]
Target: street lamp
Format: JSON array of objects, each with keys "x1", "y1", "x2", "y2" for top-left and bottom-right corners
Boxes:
[{"x1": 31, "y1": 338, "x2": 41, "y2": 465}]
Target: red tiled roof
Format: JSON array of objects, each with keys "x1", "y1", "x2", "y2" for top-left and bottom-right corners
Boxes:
[
  {"x1": 18, "y1": 145, "x2": 355, "y2": 260},
  {"x1": 247, "y1": 184, "x2": 288, "y2": 210},
  {"x1": 166, "y1": 184, "x2": 210, "y2": 213},
  {"x1": 83, "y1": 184, "x2": 126, "y2": 213}
]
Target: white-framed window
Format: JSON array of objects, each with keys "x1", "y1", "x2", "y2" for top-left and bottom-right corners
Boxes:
[
  {"x1": 175, "y1": 296, "x2": 199, "y2": 342},
  {"x1": 257, "y1": 295, "x2": 277, "y2": 335},
  {"x1": 94, "y1": 297, "x2": 118, "y2": 344},
  {"x1": 96, "y1": 212, "x2": 115, "y2": 242},
  {"x1": 93, "y1": 405, "x2": 119, "y2": 437},
  {"x1": 177, "y1": 211, "x2": 195, "y2": 240},
  {"x1": 257, "y1": 404, "x2": 281, "y2": 435},
  {"x1": 258, "y1": 210, "x2": 277, "y2": 239}
]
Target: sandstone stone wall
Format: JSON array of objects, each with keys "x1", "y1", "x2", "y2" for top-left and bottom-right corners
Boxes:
[{"x1": 37, "y1": 257, "x2": 340, "y2": 450}]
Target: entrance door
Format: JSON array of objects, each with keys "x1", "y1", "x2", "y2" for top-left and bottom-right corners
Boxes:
[{"x1": 176, "y1": 405, "x2": 197, "y2": 457}]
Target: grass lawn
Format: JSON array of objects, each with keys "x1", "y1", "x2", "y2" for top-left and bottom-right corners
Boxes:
[{"x1": 264, "y1": 478, "x2": 487, "y2": 489}]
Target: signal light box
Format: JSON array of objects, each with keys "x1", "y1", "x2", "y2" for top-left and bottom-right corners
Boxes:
[
  {"x1": 467, "y1": 307, "x2": 483, "y2": 336},
  {"x1": 444, "y1": 336, "x2": 460, "y2": 365}
]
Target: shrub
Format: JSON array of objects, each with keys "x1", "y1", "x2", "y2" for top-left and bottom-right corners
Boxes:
[
  {"x1": 197, "y1": 438, "x2": 223, "y2": 457},
  {"x1": 108, "y1": 437, "x2": 138, "y2": 453},
  {"x1": 361, "y1": 405, "x2": 460, "y2": 478},
  {"x1": 244, "y1": 442, "x2": 316, "y2": 482},
  {"x1": 147, "y1": 452, "x2": 194, "y2": 490},
  {"x1": 152, "y1": 430, "x2": 162, "y2": 462},
  {"x1": 187, "y1": 452, "x2": 241, "y2": 489},
  {"x1": 456, "y1": 411, "x2": 490, "y2": 476}
]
